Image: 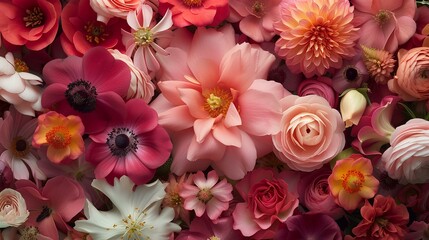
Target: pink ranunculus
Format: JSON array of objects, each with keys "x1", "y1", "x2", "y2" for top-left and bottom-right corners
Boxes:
[
  {"x1": 0, "y1": 0, "x2": 62, "y2": 50},
  {"x1": 0, "y1": 188, "x2": 29, "y2": 228},
  {"x1": 297, "y1": 166, "x2": 344, "y2": 219},
  {"x1": 272, "y1": 95, "x2": 345, "y2": 172},
  {"x1": 89, "y1": 0, "x2": 141, "y2": 23},
  {"x1": 380, "y1": 118, "x2": 429, "y2": 184},
  {"x1": 232, "y1": 168, "x2": 299, "y2": 239},
  {"x1": 351, "y1": 0, "x2": 416, "y2": 52},
  {"x1": 297, "y1": 77, "x2": 338, "y2": 108},
  {"x1": 152, "y1": 25, "x2": 288, "y2": 180}
]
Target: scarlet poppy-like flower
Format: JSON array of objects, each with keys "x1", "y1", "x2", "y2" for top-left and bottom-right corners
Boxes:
[
  {"x1": 180, "y1": 170, "x2": 233, "y2": 220},
  {"x1": 361, "y1": 45, "x2": 396, "y2": 84},
  {"x1": 86, "y1": 98, "x2": 172, "y2": 185},
  {"x1": 348, "y1": 195, "x2": 409, "y2": 240},
  {"x1": 388, "y1": 47, "x2": 429, "y2": 101},
  {"x1": 159, "y1": 0, "x2": 229, "y2": 27},
  {"x1": 61, "y1": 0, "x2": 128, "y2": 56},
  {"x1": 0, "y1": 188, "x2": 29, "y2": 228},
  {"x1": 351, "y1": 0, "x2": 416, "y2": 52},
  {"x1": 274, "y1": 0, "x2": 359, "y2": 78},
  {"x1": 32, "y1": 111, "x2": 85, "y2": 164},
  {"x1": 41, "y1": 46, "x2": 131, "y2": 134},
  {"x1": 328, "y1": 154, "x2": 379, "y2": 211},
  {"x1": 0, "y1": 0, "x2": 61, "y2": 50}
]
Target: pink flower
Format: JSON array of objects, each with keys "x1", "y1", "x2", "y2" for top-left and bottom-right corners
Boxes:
[
  {"x1": 159, "y1": 0, "x2": 229, "y2": 27},
  {"x1": 297, "y1": 166, "x2": 344, "y2": 219},
  {"x1": 122, "y1": 4, "x2": 173, "y2": 76},
  {"x1": 331, "y1": 54, "x2": 369, "y2": 93},
  {"x1": 180, "y1": 170, "x2": 233, "y2": 221},
  {"x1": 41, "y1": 46, "x2": 130, "y2": 134},
  {"x1": 0, "y1": 106, "x2": 45, "y2": 180},
  {"x1": 86, "y1": 98, "x2": 172, "y2": 185},
  {"x1": 89, "y1": 0, "x2": 141, "y2": 23},
  {"x1": 0, "y1": 162, "x2": 14, "y2": 191},
  {"x1": 232, "y1": 168, "x2": 299, "y2": 239},
  {"x1": 297, "y1": 77, "x2": 337, "y2": 108},
  {"x1": 406, "y1": 221, "x2": 429, "y2": 240},
  {"x1": 274, "y1": 0, "x2": 359, "y2": 77},
  {"x1": 60, "y1": 0, "x2": 128, "y2": 56},
  {"x1": 361, "y1": 45, "x2": 396, "y2": 85},
  {"x1": 351, "y1": 0, "x2": 416, "y2": 52},
  {"x1": 272, "y1": 95, "x2": 345, "y2": 172},
  {"x1": 16, "y1": 176, "x2": 85, "y2": 240},
  {"x1": 0, "y1": 0, "x2": 61, "y2": 50},
  {"x1": 152, "y1": 25, "x2": 287, "y2": 180},
  {"x1": 275, "y1": 213, "x2": 342, "y2": 240},
  {"x1": 349, "y1": 195, "x2": 409, "y2": 240},
  {"x1": 228, "y1": 0, "x2": 282, "y2": 42},
  {"x1": 380, "y1": 118, "x2": 429, "y2": 184},
  {"x1": 0, "y1": 188, "x2": 29, "y2": 228},
  {"x1": 162, "y1": 173, "x2": 192, "y2": 224}
]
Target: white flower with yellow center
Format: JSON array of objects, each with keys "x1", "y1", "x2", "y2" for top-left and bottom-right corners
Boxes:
[{"x1": 74, "y1": 176, "x2": 181, "y2": 240}]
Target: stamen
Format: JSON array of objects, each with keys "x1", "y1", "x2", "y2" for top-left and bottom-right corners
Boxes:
[
  {"x1": 23, "y1": 7, "x2": 44, "y2": 28},
  {"x1": 341, "y1": 170, "x2": 364, "y2": 193},
  {"x1": 46, "y1": 126, "x2": 72, "y2": 149},
  {"x1": 134, "y1": 28, "x2": 153, "y2": 47},
  {"x1": 182, "y1": 0, "x2": 203, "y2": 7},
  {"x1": 106, "y1": 127, "x2": 139, "y2": 157},
  {"x1": 10, "y1": 137, "x2": 30, "y2": 158},
  {"x1": 65, "y1": 80, "x2": 98, "y2": 113},
  {"x1": 84, "y1": 21, "x2": 108, "y2": 45}
]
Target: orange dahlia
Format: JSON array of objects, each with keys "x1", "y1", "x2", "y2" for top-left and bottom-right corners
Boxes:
[{"x1": 274, "y1": 0, "x2": 359, "y2": 78}]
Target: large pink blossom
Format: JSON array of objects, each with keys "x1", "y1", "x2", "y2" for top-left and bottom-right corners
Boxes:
[
  {"x1": 351, "y1": 0, "x2": 416, "y2": 52},
  {"x1": 151, "y1": 25, "x2": 288, "y2": 180}
]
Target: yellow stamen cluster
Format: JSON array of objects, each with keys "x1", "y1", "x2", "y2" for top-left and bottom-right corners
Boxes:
[
  {"x1": 46, "y1": 126, "x2": 72, "y2": 149},
  {"x1": 203, "y1": 88, "x2": 233, "y2": 118}
]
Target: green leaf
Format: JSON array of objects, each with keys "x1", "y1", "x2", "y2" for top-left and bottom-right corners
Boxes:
[{"x1": 398, "y1": 102, "x2": 416, "y2": 119}]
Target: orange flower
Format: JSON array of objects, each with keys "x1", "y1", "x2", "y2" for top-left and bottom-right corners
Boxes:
[
  {"x1": 328, "y1": 154, "x2": 379, "y2": 211},
  {"x1": 32, "y1": 111, "x2": 84, "y2": 163},
  {"x1": 274, "y1": 0, "x2": 359, "y2": 78},
  {"x1": 361, "y1": 45, "x2": 396, "y2": 84}
]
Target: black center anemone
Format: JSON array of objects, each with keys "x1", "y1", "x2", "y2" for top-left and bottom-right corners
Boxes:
[
  {"x1": 65, "y1": 80, "x2": 98, "y2": 113},
  {"x1": 106, "y1": 127, "x2": 139, "y2": 157}
]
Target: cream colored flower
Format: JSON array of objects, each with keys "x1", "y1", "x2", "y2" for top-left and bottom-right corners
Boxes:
[
  {"x1": 0, "y1": 188, "x2": 29, "y2": 228},
  {"x1": 340, "y1": 89, "x2": 367, "y2": 128}
]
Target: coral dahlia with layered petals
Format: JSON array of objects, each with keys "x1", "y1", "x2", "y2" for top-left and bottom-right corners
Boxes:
[
  {"x1": 152, "y1": 25, "x2": 288, "y2": 180},
  {"x1": 274, "y1": 0, "x2": 359, "y2": 78},
  {"x1": 86, "y1": 98, "x2": 172, "y2": 185},
  {"x1": 41, "y1": 46, "x2": 131, "y2": 134}
]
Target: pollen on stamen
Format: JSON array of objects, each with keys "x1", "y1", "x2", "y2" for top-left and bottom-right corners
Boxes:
[
  {"x1": 203, "y1": 88, "x2": 233, "y2": 118},
  {"x1": 46, "y1": 126, "x2": 72, "y2": 149}
]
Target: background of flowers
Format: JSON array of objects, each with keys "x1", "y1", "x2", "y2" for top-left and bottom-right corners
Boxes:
[{"x1": 0, "y1": 0, "x2": 429, "y2": 239}]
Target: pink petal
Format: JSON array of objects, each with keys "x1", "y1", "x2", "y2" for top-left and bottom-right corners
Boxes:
[
  {"x1": 212, "y1": 124, "x2": 241, "y2": 147},
  {"x1": 42, "y1": 56, "x2": 82, "y2": 85},
  {"x1": 206, "y1": 197, "x2": 228, "y2": 220},
  {"x1": 187, "y1": 58, "x2": 219, "y2": 90},
  {"x1": 395, "y1": 16, "x2": 417, "y2": 44},
  {"x1": 224, "y1": 103, "x2": 242, "y2": 128},
  {"x1": 232, "y1": 203, "x2": 261, "y2": 237},
  {"x1": 178, "y1": 88, "x2": 208, "y2": 119},
  {"x1": 187, "y1": 133, "x2": 226, "y2": 162},
  {"x1": 194, "y1": 118, "x2": 215, "y2": 143},
  {"x1": 135, "y1": 126, "x2": 172, "y2": 168},
  {"x1": 125, "y1": 154, "x2": 154, "y2": 185},
  {"x1": 156, "y1": 47, "x2": 191, "y2": 82},
  {"x1": 126, "y1": 99, "x2": 158, "y2": 134},
  {"x1": 152, "y1": 9, "x2": 173, "y2": 33}
]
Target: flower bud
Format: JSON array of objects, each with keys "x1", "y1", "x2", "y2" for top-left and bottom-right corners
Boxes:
[
  {"x1": 0, "y1": 188, "x2": 29, "y2": 228},
  {"x1": 340, "y1": 89, "x2": 367, "y2": 128}
]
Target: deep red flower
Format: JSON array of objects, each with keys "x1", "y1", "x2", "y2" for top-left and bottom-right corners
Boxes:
[{"x1": 0, "y1": 0, "x2": 61, "y2": 50}]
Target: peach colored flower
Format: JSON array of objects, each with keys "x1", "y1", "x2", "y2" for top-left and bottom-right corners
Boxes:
[
  {"x1": 388, "y1": 47, "x2": 429, "y2": 101},
  {"x1": 328, "y1": 154, "x2": 379, "y2": 211},
  {"x1": 274, "y1": 0, "x2": 359, "y2": 78},
  {"x1": 272, "y1": 95, "x2": 345, "y2": 172},
  {"x1": 361, "y1": 45, "x2": 396, "y2": 84},
  {"x1": 380, "y1": 118, "x2": 429, "y2": 184},
  {"x1": 0, "y1": 188, "x2": 29, "y2": 228},
  {"x1": 89, "y1": 0, "x2": 142, "y2": 23},
  {"x1": 162, "y1": 174, "x2": 192, "y2": 225},
  {"x1": 32, "y1": 111, "x2": 85, "y2": 164},
  {"x1": 351, "y1": 0, "x2": 416, "y2": 52}
]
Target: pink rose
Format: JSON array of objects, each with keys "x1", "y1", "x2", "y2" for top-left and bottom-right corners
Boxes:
[
  {"x1": 272, "y1": 95, "x2": 345, "y2": 172},
  {"x1": 297, "y1": 77, "x2": 337, "y2": 108},
  {"x1": 0, "y1": 188, "x2": 29, "y2": 228},
  {"x1": 232, "y1": 168, "x2": 298, "y2": 239},
  {"x1": 380, "y1": 118, "x2": 429, "y2": 184},
  {"x1": 388, "y1": 47, "x2": 429, "y2": 101},
  {"x1": 89, "y1": 0, "x2": 142, "y2": 23}
]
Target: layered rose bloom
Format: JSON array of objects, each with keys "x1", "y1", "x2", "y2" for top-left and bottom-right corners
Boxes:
[
  {"x1": 297, "y1": 77, "x2": 337, "y2": 108},
  {"x1": 272, "y1": 95, "x2": 345, "y2": 172},
  {"x1": 232, "y1": 168, "x2": 299, "y2": 239},
  {"x1": 89, "y1": 0, "x2": 141, "y2": 23},
  {"x1": 0, "y1": 188, "x2": 29, "y2": 228},
  {"x1": 388, "y1": 47, "x2": 429, "y2": 101},
  {"x1": 0, "y1": 0, "x2": 61, "y2": 50},
  {"x1": 152, "y1": 25, "x2": 287, "y2": 180},
  {"x1": 380, "y1": 118, "x2": 429, "y2": 184}
]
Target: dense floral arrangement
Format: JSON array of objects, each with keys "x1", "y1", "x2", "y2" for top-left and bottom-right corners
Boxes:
[{"x1": 1, "y1": 0, "x2": 429, "y2": 239}]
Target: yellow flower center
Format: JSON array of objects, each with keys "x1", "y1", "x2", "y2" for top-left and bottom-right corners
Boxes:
[
  {"x1": 10, "y1": 137, "x2": 30, "y2": 158},
  {"x1": 341, "y1": 170, "x2": 364, "y2": 193},
  {"x1": 203, "y1": 88, "x2": 233, "y2": 118},
  {"x1": 182, "y1": 0, "x2": 202, "y2": 7},
  {"x1": 134, "y1": 28, "x2": 153, "y2": 46},
  {"x1": 252, "y1": 1, "x2": 265, "y2": 17},
  {"x1": 14, "y1": 58, "x2": 29, "y2": 72},
  {"x1": 197, "y1": 188, "x2": 213, "y2": 203},
  {"x1": 46, "y1": 126, "x2": 72, "y2": 149},
  {"x1": 209, "y1": 236, "x2": 221, "y2": 240},
  {"x1": 23, "y1": 7, "x2": 44, "y2": 28},
  {"x1": 374, "y1": 10, "x2": 392, "y2": 26},
  {"x1": 84, "y1": 21, "x2": 108, "y2": 45}
]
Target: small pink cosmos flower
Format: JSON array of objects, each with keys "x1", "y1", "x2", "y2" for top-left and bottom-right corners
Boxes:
[
  {"x1": 32, "y1": 111, "x2": 85, "y2": 164},
  {"x1": 122, "y1": 4, "x2": 173, "y2": 75},
  {"x1": 180, "y1": 170, "x2": 233, "y2": 221}
]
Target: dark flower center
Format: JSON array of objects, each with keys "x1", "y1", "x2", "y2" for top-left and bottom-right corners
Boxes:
[
  {"x1": 65, "y1": 80, "x2": 98, "y2": 113},
  {"x1": 11, "y1": 137, "x2": 30, "y2": 158},
  {"x1": 106, "y1": 127, "x2": 139, "y2": 157},
  {"x1": 23, "y1": 6, "x2": 44, "y2": 28},
  {"x1": 84, "y1": 21, "x2": 109, "y2": 45},
  {"x1": 36, "y1": 206, "x2": 52, "y2": 222},
  {"x1": 344, "y1": 66, "x2": 359, "y2": 82}
]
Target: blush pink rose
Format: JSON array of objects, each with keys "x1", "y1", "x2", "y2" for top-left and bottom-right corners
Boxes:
[
  {"x1": 272, "y1": 95, "x2": 346, "y2": 172},
  {"x1": 0, "y1": 188, "x2": 29, "y2": 228},
  {"x1": 232, "y1": 168, "x2": 299, "y2": 239},
  {"x1": 380, "y1": 118, "x2": 429, "y2": 184},
  {"x1": 388, "y1": 47, "x2": 429, "y2": 101},
  {"x1": 297, "y1": 77, "x2": 337, "y2": 108},
  {"x1": 89, "y1": 0, "x2": 141, "y2": 23}
]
